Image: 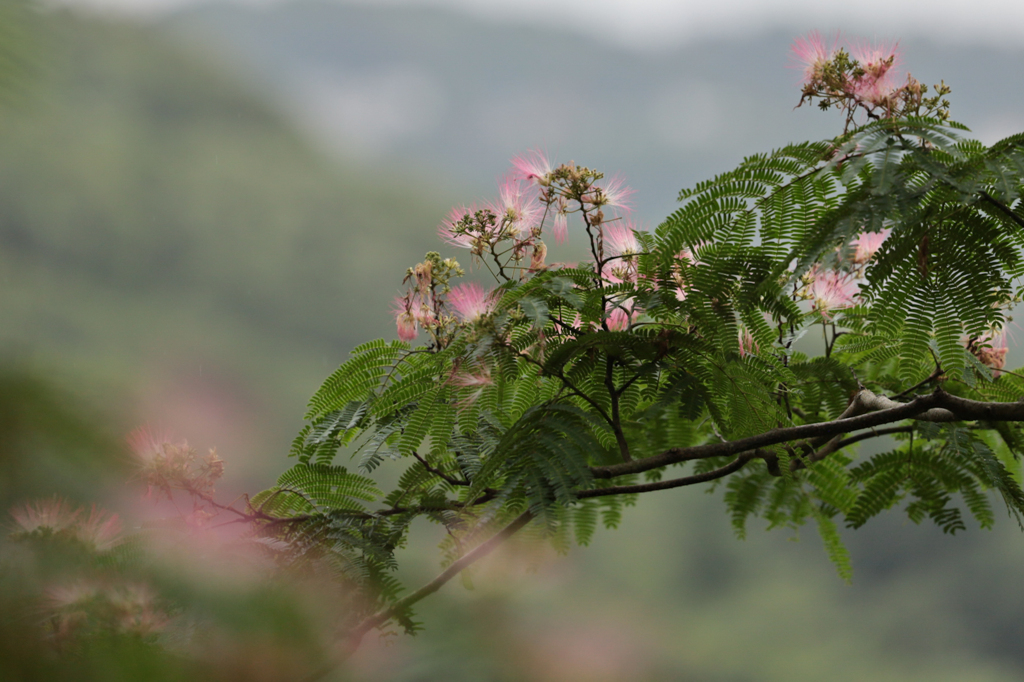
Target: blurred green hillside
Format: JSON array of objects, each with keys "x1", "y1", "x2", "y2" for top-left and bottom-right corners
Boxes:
[
  {"x1": 3, "y1": 4, "x2": 1024, "y2": 681},
  {"x1": 0, "y1": 7, "x2": 450, "y2": 472}
]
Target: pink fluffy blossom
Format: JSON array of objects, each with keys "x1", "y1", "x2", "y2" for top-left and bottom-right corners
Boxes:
[
  {"x1": 530, "y1": 242, "x2": 548, "y2": 271},
  {"x1": 451, "y1": 365, "x2": 495, "y2": 408},
  {"x1": 971, "y1": 331, "x2": 1009, "y2": 376},
  {"x1": 493, "y1": 176, "x2": 543, "y2": 236},
  {"x1": 607, "y1": 307, "x2": 631, "y2": 331},
  {"x1": 851, "y1": 39, "x2": 901, "y2": 82},
  {"x1": 603, "y1": 221, "x2": 641, "y2": 257},
  {"x1": 10, "y1": 496, "x2": 81, "y2": 535},
  {"x1": 551, "y1": 196, "x2": 570, "y2": 244},
  {"x1": 448, "y1": 282, "x2": 497, "y2": 323},
  {"x1": 600, "y1": 260, "x2": 632, "y2": 285},
  {"x1": 739, "y1": 328, "x2": 759, "y2": 358},
  {"x1": 109, "y1": 584, "x2": 169, "y2": 635},
  {"x1": 393, "y1": 295, "x2": 418, "y2": 342},
  {"x1": 77, "y1": 506, "x2": 123, "y2": 552},
  {"x1": 606, "y1": 299, "x2": 638, "y2": 331},
  {"x1": 553, "y1": 210, "x2": 569, "y2": 244},
  {"x1": 850, "y1": 228, "x2": 892, "y2": 264},
  {"x1": 126, "y1": 427, "x2": 224, "y2": 500},
  {"x1": 45, "y1": 581, "x2": 101, "y2": 610},
  {"x1": 510, "y1": 149, "x2": 553, "y2": 185},
  {"x1": 790, "y1": 31, "x2": 838, "y2": 84},
  {"x1": 452, "y1": 366, "x2": 494, "y2": 389},
  {"x1": 852, "y1": 72, "x2": 900, "y2": 107},
  {"x1": 587, "y1": 176, "x2": 634, "y2": 213},
  {"x1": 438, "y1": 205, "x2": 483, "y2": 249},
  {"x1": 672, "y1": 248, "x2": 700, "y2": 301},
  {"x1": 850, "y1": 40, "x2": 902, "y2": 106},
  {"x1": 808, "y1": 267, "x2": 858, "y2": 319},
  {"x1": 10, "y1": 498, "x2": 122, "y2": 551}
]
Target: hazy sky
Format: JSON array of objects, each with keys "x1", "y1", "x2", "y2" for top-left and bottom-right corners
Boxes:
[{"x1": 53, "y1": 0, "x2": 1024, "y2": 50}]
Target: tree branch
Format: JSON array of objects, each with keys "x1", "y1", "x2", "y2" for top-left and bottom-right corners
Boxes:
[
  {"x1": 412, "y1": 451, "x2": 468, "y2": 487},
  {"x1": 591, "y1": 389, "x2": 1024, "y2": 479},
  {"x1": 832, "y1": 426, "x2": 914, "y2": 451},
  {"x1": 345, "y1": 511, "x2": 533, "y2": 644},
  {"x1": 577, "y1": 454, "x2": 753, "y2": 497},
  {"x1": 979, "y1": 191, "x2": 1024, "y2": 231}
]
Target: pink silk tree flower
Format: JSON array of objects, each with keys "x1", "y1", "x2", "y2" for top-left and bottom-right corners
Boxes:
[
  {"x1": 563, "y1": 313, "x2": 589, "y2": 339},
  {"x1": 603, "y1": 221, "x2": 641, "y2": 257},
  {"x1": 739, "y1": 328, "x2": 759, "y2": 358},
  {"x1": 587, "y1": 176, "x2": 634, "y2": 213},
  {"x1": 10, "y1": 496, "x2": 81, "y2": 535},
  {"x1": 393, "y1": 295, "x2": 419, "y2": 342},
  {"x1": 510, "y1": 149, "x2": 553, "y2": 186},
  {"x1": 44, "y1": 581, "x2": 101, "y2": 610},
  {"x1": 438, "y1": 205, "x2": 482, "y2": 249},
  {"x1": 850, "y1": 228, "x2": 892, "y2": 264},
  {"x1": 552, "y1": 209, "x2": 569, "y2": 244},
  {"x1": 972, "y1": 331, "x2": 1009, "y2": 376},
  {"x1": 452, "y1": 366, "x2": 494, "y2": 389},
  {"x1": 413, "y1": 297, "x2": 436, "y2": 326},
  {"x1": 76, "y1": 506, "x2": 123, "y2": 552},
  {"x1": 808, "y1": 267, "x2": 857, "y2": 319},
  {"x1": 448, "y1": 282, "x2": 497, "y2": 323},
  {"x1": 790, "y1": 31, "x2": 838, "y2": 84},
  {"x1": 494, "y1": 176, "x2": 543, "y2": 236},
  {"x1": 672, "y1": 248, "x2": 698, "y2": 301},
  {"x1": 600, "y1": 259, "x2": 633, "y2": 285},
  {"x1": 850, "y1": 39, "x2": 901, "y2": 82},
  {"x1": 850, "y1": 40, "x2": 902, "y2": 106},
  {"x1": 529, "y1": 241, "x2": 548, "y2": 271},
  {"x1": 606, "y1": 299, "x2": 638, "y2": 331},
  {"x1": 852, "y1": 72, "x2": 899, "y2": 107},
  {"x1": 607, "y1": 307, "x2": 631, "y2": 331},
  {"x1": 451, "y1": 364, "x2": 495, "y2": 408}
]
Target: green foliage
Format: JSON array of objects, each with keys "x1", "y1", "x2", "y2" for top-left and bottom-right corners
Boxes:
[{"x1": 268, "y1": 80, "x2": 1024, "y2": 633}]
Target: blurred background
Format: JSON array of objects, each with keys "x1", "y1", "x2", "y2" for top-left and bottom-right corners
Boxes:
[{"x1": 3, "y1": 0, "x2": 1024, "y2": 679}]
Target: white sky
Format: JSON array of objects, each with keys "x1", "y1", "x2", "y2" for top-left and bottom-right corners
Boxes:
[{"x1": 51, "y1": 0, "x2": 1024, "y2": 51}]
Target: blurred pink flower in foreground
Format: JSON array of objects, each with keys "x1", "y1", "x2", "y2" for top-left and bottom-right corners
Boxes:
[
  {"x1": 11, "y1": 496, "x2": 81, "y2": 535},
  {"x1": 45, "y1": 581, "x2": 170, "y2": 640},
  {"x1": 10, "y1": 497, "x2": 123, "y2": 551},
  {"x1": 77, "y1": 505, "x2": 123, "y2": 552},
  {"x1": 808, "y1": 267, "x2": 857, "y2": 319},
  {"x1": 127, "y1": 426, "x2": 224, "y2": 500},
  {"x1": 448, "y1": 282, "x2": 497, "y2": 323},
  {"x1": 850, "y1": 228, "x2": 892, "y2": 264}
]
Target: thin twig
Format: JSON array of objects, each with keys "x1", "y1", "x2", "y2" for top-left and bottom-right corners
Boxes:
[{"x1": 578, "y1": 454, "x2": 752, "y2": 497}]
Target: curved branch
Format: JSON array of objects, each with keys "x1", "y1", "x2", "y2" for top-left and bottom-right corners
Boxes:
[
  {"x1": 578, "y1": 454, "x2": 752, "y2": 497},
  {"x1": 345, "y1": 511, "x2": 533, "y2": 644},
  {"x1": 591, "y1": 389, "x2": 1024, "y2": 479}
]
